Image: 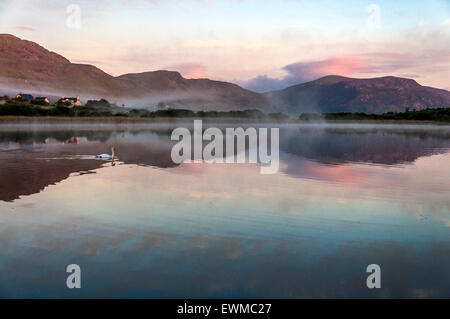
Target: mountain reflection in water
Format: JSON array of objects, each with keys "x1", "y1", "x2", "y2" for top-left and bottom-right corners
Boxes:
[
  {"x1": 0, "y1": 122, "x2": 449, "y2": 298},
  {"x1": 1, "y1": 123, "x2": 450, "y2": 202}
]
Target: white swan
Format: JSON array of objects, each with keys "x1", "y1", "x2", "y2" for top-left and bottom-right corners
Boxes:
[{"x1": 96, "y1": 147, "x2": 115, "y2": 159}]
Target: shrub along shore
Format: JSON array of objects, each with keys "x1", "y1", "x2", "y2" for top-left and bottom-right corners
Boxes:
[
  {"x1": 0, "y1": 98, "x2": 449, "y2": 123},
  {"x1": 298, "y1": 108, "x2": 450, "y2": 123}
]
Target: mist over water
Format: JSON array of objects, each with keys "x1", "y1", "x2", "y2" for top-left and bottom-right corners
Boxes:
[{"x1": 0, "y1": 122, "x2": 449, "y2": 298}]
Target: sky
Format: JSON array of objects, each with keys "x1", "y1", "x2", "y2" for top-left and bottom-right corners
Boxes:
[{"x1": 0, "y1": 0, "x2": 449, "y2": 91}]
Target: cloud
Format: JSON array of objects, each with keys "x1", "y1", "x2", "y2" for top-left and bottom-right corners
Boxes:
[
  {"x1": 13, "y1": 26, "x2": 35, "y2": 32},
  {"x1": 242, "y1": 56, "x2": 372, "y2": 92},
  {"x1": 164, "y1": 62, "x2": 208, "y2": 78},
  {"x1": 417, "y1": 21, "x2": 429, "y2": 28},
  {"x1": 240, "y1": 75, "x2": 288, "y2": 93},
  {"x1": 72, "y1": 59, "x2": 104, "y2": 65},
  {"x1": 283, "y1": 57, "x2": 371, "y2": 81},
  {"x1": 242, "y1": 47, "x2": 450, "y2": 92}
]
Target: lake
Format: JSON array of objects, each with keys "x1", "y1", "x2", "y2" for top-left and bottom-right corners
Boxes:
[{"x1": 0, "y1": 121, "x2": 449, "y2": 298}]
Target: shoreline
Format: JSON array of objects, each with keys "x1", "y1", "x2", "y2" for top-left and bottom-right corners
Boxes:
[{"x1": 0, "y1": 115, "x2": 449, "y2": 125}]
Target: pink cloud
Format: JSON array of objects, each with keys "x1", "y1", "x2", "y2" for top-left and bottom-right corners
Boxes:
[
  {"x1": 283, "y1": 56, "x2": 372, "y2": 81},
  {"x1": 243, "y1": 56, "x2": 372, "y2": 92},
  {"x1": 242, "y1": 52, "x2": 450, "y2": 92},
  {"x1": 164, "y1": 62, "x2": 208, "y2": 79}
]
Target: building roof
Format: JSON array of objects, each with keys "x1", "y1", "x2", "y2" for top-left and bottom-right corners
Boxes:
[{"x1": 18, "y1": 94, "x2": 34, "y2": 100}]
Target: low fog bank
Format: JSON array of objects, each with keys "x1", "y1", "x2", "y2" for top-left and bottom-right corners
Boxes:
[
  {"x1": 0, "y1": 80, "x2": 104, "y2": 104},
  {"x1": 1, "y1": 119, "x2": 449, "y2": 133},
  {"x1": 0, "y1": 80, "x2": 268, "y2": 112},
  {"x1": 290, "y1": 122, "x2": 450, "y2": 130}
]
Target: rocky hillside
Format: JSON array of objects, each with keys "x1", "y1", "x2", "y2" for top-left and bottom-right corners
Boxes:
[{"x1": 266, "y1": 75, "x2": 450, "y2": 113}]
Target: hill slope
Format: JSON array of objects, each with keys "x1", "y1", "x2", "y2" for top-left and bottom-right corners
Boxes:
[
  {"x1": 1, "y1": 34, "x2": 449, "y2": 113},
  {"x1": 0, "y1": 34, "x2": 119, "y2": 96},
  {"x1": 116, "y1": 71, "x2": 269, "y2": 109},
  {"x1": 0, "y1": 34, "x2": 270, "y2": 110},
  {"x1": 266, "y1": 75, "x2": 450, "y2": 113}
]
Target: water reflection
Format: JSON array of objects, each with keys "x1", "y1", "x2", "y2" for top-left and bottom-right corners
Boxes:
[
  {"x1": 0, "y1": 122, "x2": 449, "y2": 298},
  {"x1": 283, "y1": 126, "x2": 450, "y2": 165},
  {"x1": 1, "y1": 123, "x2": 450, "y2": 201}
]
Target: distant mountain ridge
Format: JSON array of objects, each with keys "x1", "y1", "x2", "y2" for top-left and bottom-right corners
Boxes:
[
  {"x1": 0, "y1": 34, "x2": 449, "y2": 113},
  {"x1": 265, "y1": 75, "x2": 450, "y2": 113}
]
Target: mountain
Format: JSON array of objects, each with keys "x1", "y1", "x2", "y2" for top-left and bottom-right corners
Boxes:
[
  {"x1": 1, "y1": 34, "x2": 449, "y2": 113},
  {"x1": 266, "y1": 75, "x2": 450, "y2": 113},
  {"x1": 0, "y1": 34, "x2": 119, "y2": 96},
  {"x1": 0, "y1": 34, "x2": 269, "y2": 110},
  {"x1": 115, "y1": 71, "x2": 269, "y2": 109}
]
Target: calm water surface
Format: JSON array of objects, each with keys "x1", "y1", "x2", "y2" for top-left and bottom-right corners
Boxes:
[{"x1": 0, "y1": 121, "x2": 449, "y2": 298}]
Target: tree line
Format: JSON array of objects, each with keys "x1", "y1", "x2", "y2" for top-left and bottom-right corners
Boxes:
[{"x1": 298, "y1": 108, "x2": 450, "y2": 122}]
